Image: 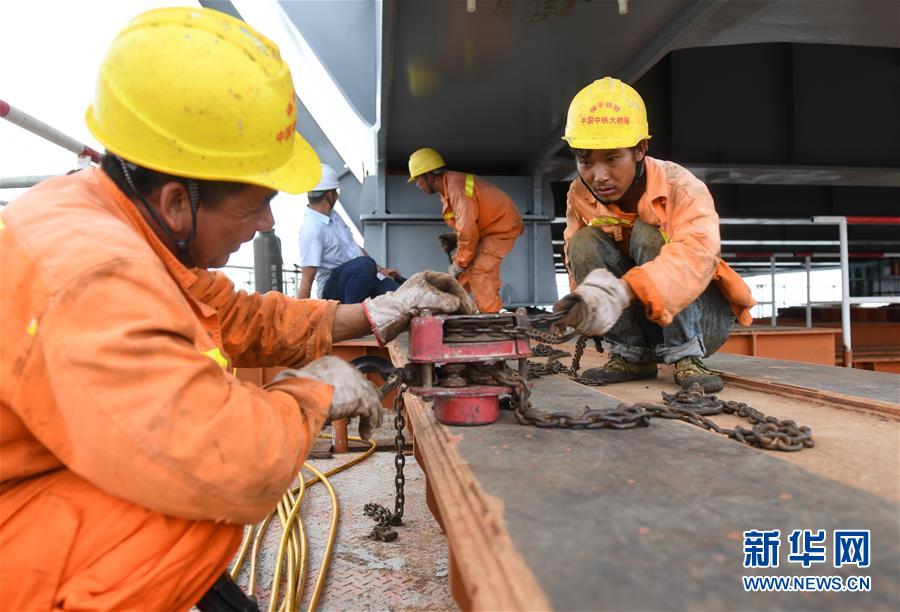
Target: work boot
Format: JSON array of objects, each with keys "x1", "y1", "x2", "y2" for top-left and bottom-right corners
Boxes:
[
  {"x1": 196, "y1": 573, "x2": 259, "y2": 612},
  {"x1": 581, "y1": 354, "x2": 657, "y2": 384},
  {"x1": 674, "y1": 356, "x2": 724, "y2": 393}
]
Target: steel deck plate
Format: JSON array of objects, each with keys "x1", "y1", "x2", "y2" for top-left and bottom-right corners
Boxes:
[{"x1": 441, "y1": 374, "x2": 900, "y2": 610}]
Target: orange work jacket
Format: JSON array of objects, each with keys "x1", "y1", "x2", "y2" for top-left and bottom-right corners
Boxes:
[
  {"x1": 0, "y1": 168, "x2": 336, "y2": 524},
  {"x1": 564, "y1": 157, "x2": 756, "y2": 326},
  {"x1": 439, "y1": 171, "x2": 524, "y2": 268}
]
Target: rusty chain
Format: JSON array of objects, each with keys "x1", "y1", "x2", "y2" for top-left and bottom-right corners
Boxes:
[
  {"x1": 367, "y1": 309, "x2": 812, "y2": 549},
  {"x1": 442, "y1": 309, "x2": 578, "y2": 345},
  {"x1": 504, "y1": 365, "x2": 813, "y2": 451},
  {"x1": 364, "y1": 382, "x2": 408, "y2": 542}
]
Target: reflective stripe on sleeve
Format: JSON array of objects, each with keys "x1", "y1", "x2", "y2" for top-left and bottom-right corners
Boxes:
[
  {"x1": 203, "y1": 347, "x2": 229, "y2": 368},
  {"x1": 588, "y1": 216, "x2": 632, "y2": 227}
]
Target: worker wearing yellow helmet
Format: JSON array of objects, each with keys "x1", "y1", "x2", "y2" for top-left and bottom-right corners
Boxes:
[
  {"x1": 551, "y1": 77, "x2": 755, "y2": 392},
  {"x1": 408, "y1": 147, "x2": 524, "y2": 312},
  {"x1": 0, "y1": 8, "x2": 471, "y2": 610}
]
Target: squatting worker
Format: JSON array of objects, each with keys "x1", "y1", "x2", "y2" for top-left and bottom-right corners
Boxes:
[
  {"x1": 298, "y1": 163, "x2": 402, "y2": 303},
  {"x1": 408, "y1": 147, "x2": 524, "y2": 313},
  {"x1": 0, "y1": 8, "x2": 472, "y2": 610},
  {"x1": 552, "y1": 77, "x2": 756, "y2": 393}
]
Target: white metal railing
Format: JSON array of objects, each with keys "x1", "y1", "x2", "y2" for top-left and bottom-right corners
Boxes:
[{"x1": 721, "y1": 216, "x2": 900, "y2": 366}]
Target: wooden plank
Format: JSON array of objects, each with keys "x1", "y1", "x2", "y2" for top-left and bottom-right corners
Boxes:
[
  {"x1": 727, "y1": 326, "x2": 841, "y2": 336},
  {"x1": 389, "y1": 342, "x2": 552, "y2": 611},
  {"x1": 706, "y1": 353, "x2": 900, "y2": 416}
]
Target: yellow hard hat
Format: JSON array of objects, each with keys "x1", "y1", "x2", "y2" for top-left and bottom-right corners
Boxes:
[
  {"x1": 86, "y1": 7, "x2": 320, "y2": 194},
  {"x1": 407, "y1": 148, "x2": 446, "y2": 182},
  {"x1": 562, "y1": 77, "x2": 651, "y2": 149}
]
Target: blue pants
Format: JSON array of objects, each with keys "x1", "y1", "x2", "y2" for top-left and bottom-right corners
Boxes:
[
  {"x1": 566, "y1": 222, "x2": 734, "y2": 364},
  {"x1": 321, "y1": 256, "x2": 399, "y2": 304}
]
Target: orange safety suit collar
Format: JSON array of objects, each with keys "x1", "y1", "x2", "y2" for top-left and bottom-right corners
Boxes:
[
  {"x1": 564, "y1": 157, "x2": 756, "y2": 326},
  {"x1": 98, "y1": 169, "x2": 203, "y2": 292}
]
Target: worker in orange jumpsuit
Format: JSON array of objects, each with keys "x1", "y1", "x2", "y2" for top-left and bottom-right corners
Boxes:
[
  {"x1": 552, "y1": 77, "x2": 756, "y2": 392},
  {"x1": 408, "y1": 148, "x2": 524, "y2": 313},
  {"x1": 0, "y1": 8, "x2": 471, "y2": 611}
]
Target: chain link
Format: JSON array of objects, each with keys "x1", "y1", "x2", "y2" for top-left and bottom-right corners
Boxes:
[
  {"x1": 442, "y1": 310, "x2": 578, "y2": 345},
  {"x1": 507, "y1": 364, "x2": 813, "y2": 451},
  {"x1": 364, "y1": 383, "x2": 408, "y2": 541},
  {"x1": 392, "y1": 389, "x2": 407, "y2": 521},
  {"x1": 368, "y1": 310, "x2": 812, "y2": 548}
]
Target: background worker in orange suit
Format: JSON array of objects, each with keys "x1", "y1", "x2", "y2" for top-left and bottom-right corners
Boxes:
[
  {"x1": 552, "y1": 77, "x2": 756, "y2": 393},
  {"x1": 0, "y1": 8, "x2": 471, "y2": 611},
  {"x1": 408, "y1": 148, "x2": 524, "y2": 313}
]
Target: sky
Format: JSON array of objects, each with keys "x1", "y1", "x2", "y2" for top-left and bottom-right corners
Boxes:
[
  {"x1": 1, "y1": 1, "x2": 846, "y2": 313},
  {"x1": 0, "y1": 0, "x2": 316, "y2": 293}
]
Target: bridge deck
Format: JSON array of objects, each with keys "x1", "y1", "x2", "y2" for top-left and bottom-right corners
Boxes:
[{"x1": 390, "y1": 340, "x2": 900, "y2": 611}]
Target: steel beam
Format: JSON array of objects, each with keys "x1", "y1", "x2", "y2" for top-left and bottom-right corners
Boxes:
[{"x1": 528, "y1": 0, "x2": 722, "y2": 174}]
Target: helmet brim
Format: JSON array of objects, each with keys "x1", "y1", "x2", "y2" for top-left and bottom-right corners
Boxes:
[
  {"x1": 562, "y1": 134, "x2": 652, "y2": 150},
  {"x1": 88, "y1": 102, "x2": 322, "y2": 194},
  {"x1": 252, "y1": 133, "x2": 321, "y2": 194}
]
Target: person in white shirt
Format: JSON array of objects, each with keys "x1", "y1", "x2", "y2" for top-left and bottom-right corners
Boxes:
[{"x1": 297, "y1": 164, "x2": 401, "y2": 302}]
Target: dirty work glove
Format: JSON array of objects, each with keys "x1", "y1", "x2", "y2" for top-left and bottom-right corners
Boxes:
[
  {"x1": 448, "y1": 262, "x2": 466, "y2": 278},
  {"x1": 363, "y1": 270, "x2": 475, "y2": 345},
  {"x1": 551, "y1": 268, "x2": 631, "y2": 337},
  {"x1": 437, "y1": 232, "x2": 458, "y2": 254},
  {"x1": 274, "y1": 356, "x2": 383, "y2": 440}
]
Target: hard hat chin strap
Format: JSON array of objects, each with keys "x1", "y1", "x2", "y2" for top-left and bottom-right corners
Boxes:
[
  {"x1": 633, "y1": 158, "x2": 645, "y2": 184},
  {"x1": 579, "y1": 156, "x2": 646, "y2": 204},
  {"x1": 118, "y1": 157, "x2": 199, "y2": 267}
]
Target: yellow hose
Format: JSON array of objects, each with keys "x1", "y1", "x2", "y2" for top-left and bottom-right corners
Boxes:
[
  {"x1": 294, "y1": 434, "x2": 378, "y2": 491},
  {"x1": 232, "y1": 435, "x2": 376, "y2": 611},
  {"x1": 269, "y1": 493, "x2": 303, "y2": 612},
  {"x1": 302, "y1": 462, "x2": 339, "y2": 612},
  {"x1": 248, "y1": 510, "x2": 276, "y2": 597},
  {"x1": 230, "y1": 524, "x2": 255, "y2": 580},
  {"x1": 287, "y1": 482, "x2": 308, "y2": 612}
]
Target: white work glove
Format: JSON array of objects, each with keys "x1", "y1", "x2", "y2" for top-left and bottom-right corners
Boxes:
[
  {"x1": 273, "y1": 356, "x2": 383, "y2": 440},
  {"x1": 551, "y1": 268, "x2": 631, "y2": 337},
  {"x1": 363, "y1": 270, "x2": 475, "y2": 345},
  {"x1": 448, "y1": 262, "x2": 466, "y2": 278}
]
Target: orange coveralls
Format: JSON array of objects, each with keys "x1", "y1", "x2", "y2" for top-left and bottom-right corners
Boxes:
[
  {"x1": 563, "y1": 156, "x2": 756, "y2": 326},
  {"x1": 0, "y1": 169, "x2": 337, "y2": 609},
  {"x1": 439, "y1": 171, "x2": 523, "y2": 312}
]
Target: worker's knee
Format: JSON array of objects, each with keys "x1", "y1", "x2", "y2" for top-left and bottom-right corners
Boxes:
[
  {"x1": 567, "y1": 226, "x2": 627, "y2": 284},
  {"x1": 569, "y1": 226, "x2": 617, "y2": 253},
  {"x1": 470, "y1": 252, "x2": 502, "y2": 275},
  {"x1": 347, "y1": 256, "x2": 378, "y2": 277},
  {"x1": 0, "y1": 471, "x2": 242, "y2": 611},
  {"x1": 699, "y1": 283, "x2": 736, "y2": 356},
  {"x1": 630, "y1": 220, "x2": 666, "y2": 264}
]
